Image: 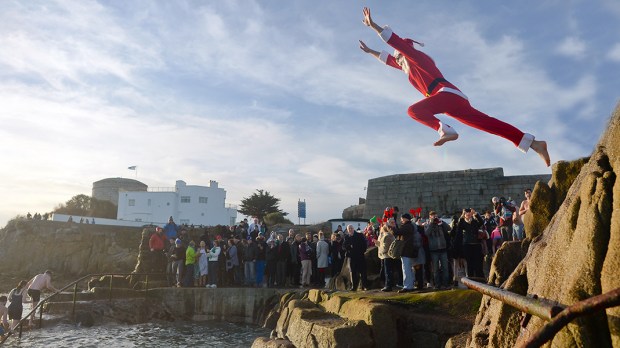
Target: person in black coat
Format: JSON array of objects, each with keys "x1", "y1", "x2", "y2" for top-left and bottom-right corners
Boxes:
[
  {"x1": 330, "y1": 233, "x2": 345, "y2": 277},
  {"x1": 343, "y1": 224, "x2": 369, "y2": 291},
  {"x1": 394, "y1": 213, "x2": 421, "y2": 292},
  {"x1": 457, "y1": 208, "x2": 485, "y2": 279},
  {"x1": 276, "y1": 234, "x2": 291, "y2": 287}
]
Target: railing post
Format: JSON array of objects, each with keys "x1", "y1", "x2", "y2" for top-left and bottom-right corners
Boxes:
[
  {"x1": 72, "y1": 283, "x2": 78, "y2": 319},
  {"x1": 109, "y1": 275, "x2": 113, "y2": 303},
  {"x1": 18, "y1": 322, "x2": 22, "y2": 338}
]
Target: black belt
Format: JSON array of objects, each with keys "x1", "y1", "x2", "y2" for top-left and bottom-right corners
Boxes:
[{"x1": 425, "y1": 77, "x2": 449, "y2": 97}]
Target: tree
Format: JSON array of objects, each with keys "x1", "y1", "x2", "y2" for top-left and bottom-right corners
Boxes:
[
  {"x1": 54, "y1": 194, "x2": 118, "y2": 219},
  {"x1": 238, "y1": 189, "x2": 287, "y2": 222},
  {"x1": 263, "y1": 212, "x2": 294, "y2": 226}
]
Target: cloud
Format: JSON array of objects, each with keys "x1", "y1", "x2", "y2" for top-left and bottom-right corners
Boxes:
[
  {"x1": 0, "y1": 1, "x2": 614, "y2": 227},
  {"x1": 555, "y1": 36, "x2": 586, "y2": 59},
  {"x1": 607, "y1": 43, "x2": 620, "y2": 62}
]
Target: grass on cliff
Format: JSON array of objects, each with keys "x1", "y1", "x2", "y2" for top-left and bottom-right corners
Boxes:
[{"x1": 336, "y1": 289, "x2": 482, "y2": 318}]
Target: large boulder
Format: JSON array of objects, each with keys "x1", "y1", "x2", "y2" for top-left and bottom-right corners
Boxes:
[
  {"x1": 523, "y1": 158, "x2": 589, "y2": 238},
  {"x1": 468, "y1": 102, "x2": 620, "y2": 347}
]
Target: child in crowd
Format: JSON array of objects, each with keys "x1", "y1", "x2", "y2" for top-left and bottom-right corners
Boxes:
[
  {"x1": 491, "y1": 227, "x2": 503, "y2": 254},
  {"x1": 0, "y1": 295, "x2": 9, "y2": 337}
]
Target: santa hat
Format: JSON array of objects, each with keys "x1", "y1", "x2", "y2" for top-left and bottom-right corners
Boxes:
[{"x1": 394, "y1": 38, "x2": 424, "y2": 57}]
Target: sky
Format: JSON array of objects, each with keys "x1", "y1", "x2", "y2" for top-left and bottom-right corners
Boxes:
[{"x1": 1, "y1": 0, "x2": 619, "y2": 227}]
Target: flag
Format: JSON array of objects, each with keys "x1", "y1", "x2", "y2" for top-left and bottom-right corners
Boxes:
[{"x1": 128, "y1": 166, "x2": 137, "y2": 170}]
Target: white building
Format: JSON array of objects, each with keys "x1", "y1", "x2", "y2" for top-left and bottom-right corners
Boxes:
[{"x1": 117, "y1": 180, "x2": 237, "y2": 226}]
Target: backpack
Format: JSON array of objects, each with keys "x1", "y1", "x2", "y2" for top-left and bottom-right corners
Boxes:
[
  {"x1": 501, "y1": 206, "x2": 513, "y2": 221},
  {"x1": 387, "y1": 237, "x2": 405, "y2": 259}
]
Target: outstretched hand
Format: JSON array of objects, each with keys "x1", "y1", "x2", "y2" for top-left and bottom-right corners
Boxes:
[
  {"x1": 359, "y1": 40, "x2": 371, "y2": 53},
  {"x1": 362, "y1": 7, "x2": 373, "y2": 27}
]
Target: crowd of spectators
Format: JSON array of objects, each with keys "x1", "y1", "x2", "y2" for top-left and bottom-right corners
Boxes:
[{"x1": 147, "y1": 188, "x2": 531, "y2": 292}]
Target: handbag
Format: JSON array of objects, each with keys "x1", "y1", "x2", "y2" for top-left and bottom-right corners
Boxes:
[
  {"x1": 477, "y1": 229, "x2": 489, "y2": 240},
  {"x1": 387, "y1": 236, "x2": 405, "y2": 259}
]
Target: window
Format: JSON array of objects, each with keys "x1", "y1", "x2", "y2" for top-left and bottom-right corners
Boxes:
[
  {"x1": 199, "y1": 197, "x2": 208, "y2": 204},
  {"x1": 181, "y1": 196, "x2": 191, "y2": 203},
  {"x1": 135, "y1": 218, "x2": 142, "y2": 222},
  {"x1": 180, "y1": 219, "x2": 190, "y2": 224},
  {"x1": 147, "y1": 199, "x2": 151, "y2": 206},
  {"x1": 128, "y1": 199, "x2": 135, "y2": 206}
]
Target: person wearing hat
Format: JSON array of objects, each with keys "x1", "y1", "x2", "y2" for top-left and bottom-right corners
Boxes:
[
  {"x1": 394, "y1": 213, "x2": 422, "y2": 293},
  {"x1": 163, "y1": 217, "x2": 179, "y2": 241},
  {"x1": 26, "y1": 270, "x2": 58, "y2": 326},
  {"x1": 359, "y1": 7, "x2": 550, "y2": 167}
]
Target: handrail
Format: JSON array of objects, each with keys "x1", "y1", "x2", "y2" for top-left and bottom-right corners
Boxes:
[
  {"x1": 461, "y1": 277, "x2": 565, "y2": 321},
  {"x1": 0, "y1": 272, "x2": 164, "y2": 345},
  {"x1": 462, "y1": 277, "x2": 620, "y2": 348}
]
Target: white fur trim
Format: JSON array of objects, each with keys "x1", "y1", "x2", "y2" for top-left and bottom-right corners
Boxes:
[
  {"x1": 380, "y1": 26, "x2": 393, "y2": 43},
  {"x1": 437, "y1": 87, "x2": 468, "y2": 100},
  {"x1": 518, "y1": 133, "x2": 535, "y2": 153},
  {"x1": 438, "y1": 122, "x2": 458, "y2": 136},
  {"x1": 379, "y1": 51, "x2": 390, "y2": 64}
]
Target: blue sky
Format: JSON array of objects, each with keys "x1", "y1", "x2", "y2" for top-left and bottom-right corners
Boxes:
[{"x1": 1, "y1": 0, "x2": 618, "y2": 227}]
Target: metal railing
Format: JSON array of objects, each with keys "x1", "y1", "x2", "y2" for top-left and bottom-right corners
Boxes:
[
  {"x1": 0, "y1": 272, "x2": 164, "y2": 345},
  {"x1": 462, "y1": 277, "x2": 620, "y2": 348}
]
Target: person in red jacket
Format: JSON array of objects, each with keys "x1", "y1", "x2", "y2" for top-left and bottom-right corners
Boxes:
[
  {"x1": 359, "y1": 7, "x2": 550, "y2": 167},
  {"x1": 149, "y1": 227, "x2": 167, "y2": 272},
  {"x1": 149, "y1": 227, "x2": 166, "y2": 251}
]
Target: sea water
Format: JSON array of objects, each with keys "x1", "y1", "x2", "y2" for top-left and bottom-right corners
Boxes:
[{"x1": 8, "y1": 321, "x2": 269, "y2": 347}]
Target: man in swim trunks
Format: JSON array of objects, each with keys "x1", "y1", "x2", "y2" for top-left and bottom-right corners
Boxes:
[{"x1": 26, "y1": 270, "x2": 58, "y2": 326}]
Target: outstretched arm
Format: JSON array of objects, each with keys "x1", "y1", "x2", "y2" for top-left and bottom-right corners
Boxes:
[
  {"x1": 359, "y1": 40, "x2": 380, "y2": 60},
  {"x1": 362, "y1": 7, "x2": 383, "y2": 35}
]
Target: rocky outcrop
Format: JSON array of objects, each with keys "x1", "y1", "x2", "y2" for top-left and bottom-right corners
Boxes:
[
  {"x1": 523, "y1": 158, "x2": 589, "y2": 238},
  {"x1": 0, "y1": 220, "x2": 140, "y2": 279},
  {"x1": 255, "y1": 289, "x2": 480, "y2": 348},
  {"x1": 468, "y1": 102, "x2": 620, "y2": 347}
]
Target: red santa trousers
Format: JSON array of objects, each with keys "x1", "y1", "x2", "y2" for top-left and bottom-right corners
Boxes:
[{"x1": 407, "y1": 91, "x2": 533, "y2": 152}]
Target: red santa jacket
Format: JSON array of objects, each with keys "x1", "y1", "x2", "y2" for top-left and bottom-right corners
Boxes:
[{"x1": 378, "y1": 26, "x2": 463, "y2": 99}]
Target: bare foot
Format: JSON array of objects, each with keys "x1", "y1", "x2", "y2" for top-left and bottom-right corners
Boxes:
[
  {"x1": 530, "y1": 139, "x2": 550, "y2": 167},
  {"x1": 433, "y1": 133, "x2": 459, "y2": 146}
]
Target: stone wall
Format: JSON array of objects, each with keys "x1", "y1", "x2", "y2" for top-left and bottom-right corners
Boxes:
[
  {"x1": 149, "y1": 287, "x2": 289, "y2": 324},
  {"x1": 361, "y1": 168, "x2": 550, "y2": 219}
]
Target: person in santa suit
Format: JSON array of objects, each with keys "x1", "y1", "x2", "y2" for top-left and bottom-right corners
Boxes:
[{"x1": 358, "y1": 7, "x2": 550, "y2": 167}]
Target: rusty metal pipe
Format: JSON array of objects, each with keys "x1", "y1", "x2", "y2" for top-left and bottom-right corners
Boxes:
[
  {"x1": 517, "y1": 287, "x2": 620, "y2": 348},
  {"x1": 461, "y1": 277, "x2": 564, "y2": 321}
]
